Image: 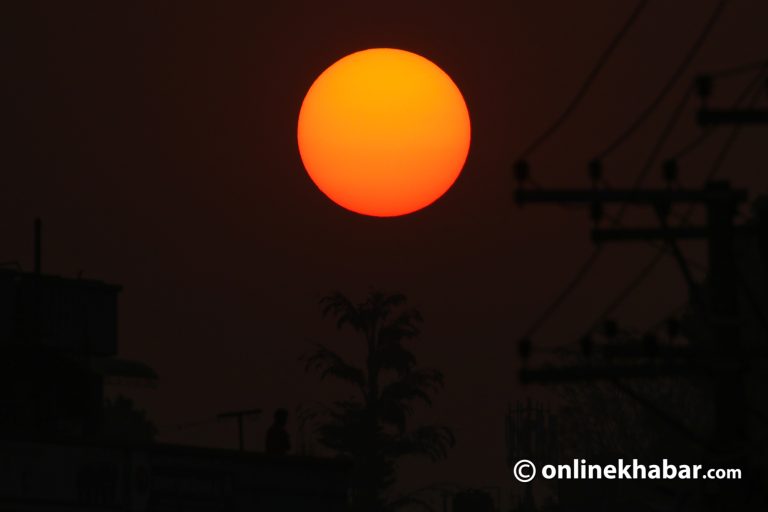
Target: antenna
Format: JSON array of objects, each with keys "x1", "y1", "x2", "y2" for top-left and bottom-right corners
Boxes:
[
  {"x1": 217, "y1": 408, "x2": 262, "y2": 451},
  {"x1": 34, "y1": 218, "x2": 41, "y2": 275}
]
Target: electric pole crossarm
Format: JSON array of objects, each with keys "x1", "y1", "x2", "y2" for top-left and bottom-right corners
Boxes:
[
  {"x1": 698, "y1": 109, "x2": 768, "y2": 125},
  {"x1": 515, "y1": 187, "x2": 747, "y2": 205},
  {"x1": 599, "y1": 344, "x2": 768, "y2": 359},
  {"x1": 520, "y1": 350, "x2": 761, "y2": 383},
  {"x1": 520, "y1": 363, "x2": 702, "y2": 383},
  {"x1": 592, "y1": 227, "x2": 709, "y2": 242},
  {"x1": 600, "y1": 343, "x2": 695, "y2": 358}
]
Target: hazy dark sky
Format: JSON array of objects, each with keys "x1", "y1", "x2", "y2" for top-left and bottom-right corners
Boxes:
[{"x1": 3, "y1": 0, "x2": 768, "y2": 493}]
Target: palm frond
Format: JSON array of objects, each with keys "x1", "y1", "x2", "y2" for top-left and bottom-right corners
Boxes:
[
  {"x1": 379, "y1": 369, "x2": 444, "y2": 411},
  {"x1": 373, "y1": 292, "x2": 408, "y2": 321},
  {"x1": 380, "y1": 308, "x2": 422, "y2": 343},
  {"x1": 320, "y1": 292, "x2": 365, "y2": 331},
  {"x1": 378, "y1": 400, "x2": 410, "y2": 433},
  {"x1": 387, "y1": 425, "x2": 455, "y2": 462},
  {"x1": 375, "y1": 341, "x2": 417, "y2": 374},
  {"x1": 302, "y1": 344, "x2": 366, "y2": 391},
  {"x1": 308, "y1": 289, "x2": 454, "y2": 505}
]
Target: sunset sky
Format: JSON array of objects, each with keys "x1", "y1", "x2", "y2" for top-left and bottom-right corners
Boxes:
[{"x1": 3, "y1": 0, "x2": 768, "y2": 494}]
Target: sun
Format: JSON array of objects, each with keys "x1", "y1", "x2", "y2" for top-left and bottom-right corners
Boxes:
[{"x1": 297, "y1": 48, "x2": 471, "y2": 217}]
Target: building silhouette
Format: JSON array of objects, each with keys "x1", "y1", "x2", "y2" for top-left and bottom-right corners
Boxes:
[{"x1": 0, "y1": 246, "x2": 349, "y2": 511}]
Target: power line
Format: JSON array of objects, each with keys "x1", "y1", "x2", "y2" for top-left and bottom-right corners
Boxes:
[
  {"x1": 684, "y1": 68, "x2": 766, "y2": 205},
  {"x1": 518, "y1": 0, "x2": 649, "y2": 159},
  {"x1": 706, "y1": 57, "x2": 768, "y2": 78},
  {"x1": 520, "y1": 84, "x2": 699, "y2": 342},
  {"x1": 518, "y1": 1, "x2": 729, "y2": 345},
  {"x1": 612, "y1": 84, "x2": 696, "y2": 221},
  {"x1": 643, "y1": 302, "x2": 688, "y2": 334},
  {"x1": 596, "y1": 0, "x2": 728, "y2": 159},
  {"x1": 668, "y1": 64, "x2": 768, "y2": 162},
  {"x1": 521, "y1": 248, "x2": 603, "y2": 339},
  {"x1": 580, "y1": 249, "x2": 667, "y2": 338},
  {"x1": 557, "y1": 67, "x2": 768, "y2": 353},
  {"x1": 540, "y1": 249, "x2": 676, "y2": 356}
]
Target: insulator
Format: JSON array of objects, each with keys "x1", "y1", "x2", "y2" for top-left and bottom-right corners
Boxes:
[
  {"x1": 656, "y1": 200, "x2": 671, "y2": 220},
  {"x1": 590, "y1": 201, "x2": 603, "y2": 223},
  {"x1": 696, "y1": 75, "x2": 713, "y2": 99},
  {"x1": 666, "y1": 318, "x2": 680, "y2": 339},
  {"x1": 580, "y1": 335, "x2": 593, "y2": 357},
  {"x1": 513, "y1": 160, "x2": 530, "y2": 183},
  {"x1": 518, "y1": 337, "x2": 532, "y2": 360},
  {"x1": 643, "y1": 333, "x2": 658, "y2": 357},
  {"x1": 662, "y1": 159, "x2": 678, "y2": 183},
  {"x1": 588, "y1": 159, "x2": 602, "y2": 183}
]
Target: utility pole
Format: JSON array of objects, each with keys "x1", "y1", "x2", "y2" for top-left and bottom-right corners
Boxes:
[
  {"x1": 696, "y1": 72, "x2": 768, "y2": 126},
  {"x1": 512, "y1": 175, "x2": 756, "y2": 509},
  {"x1": 218, "y1": 408, "x2": 262, "y2": 451},
  {"x1": 515, "y1": 180, "x2": 748, "y2": 447},
  {"x1": 698, "y1": 109, "x2": 768, "y2": 125},
  {"x1": 693, "y1": 74, "x2": 767, "y2": 448},
  {"x1": 509, "y1": 70, "x2": 767, "y2": 509}
]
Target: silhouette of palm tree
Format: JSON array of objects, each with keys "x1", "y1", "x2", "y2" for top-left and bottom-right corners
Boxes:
[{"x1": 302, "y1": 290, "x2": 454, "y2": 512}]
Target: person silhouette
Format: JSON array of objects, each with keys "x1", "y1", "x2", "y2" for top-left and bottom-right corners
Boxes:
[{"x1": 265, "y1": 408, "x2": 291, "y2": 455}]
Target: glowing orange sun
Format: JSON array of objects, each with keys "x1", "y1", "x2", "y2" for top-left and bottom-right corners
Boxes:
[{"x1": 297, "y1": 48, "x2": 471, "y2": 217}]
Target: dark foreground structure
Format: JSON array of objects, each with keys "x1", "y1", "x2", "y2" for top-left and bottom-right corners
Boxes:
[
  {"x1": 0, "y1": 439, "x2": 350, "y2": 511},
  {"x1": 0, "y1": 254, "x2": 350, "y2": 511}
]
